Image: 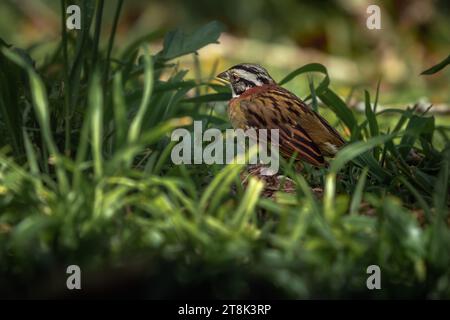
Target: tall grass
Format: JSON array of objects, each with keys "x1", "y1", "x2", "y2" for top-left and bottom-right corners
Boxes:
[{"x1": 0, "y1": 2, "x2": 449, "y2": 298}]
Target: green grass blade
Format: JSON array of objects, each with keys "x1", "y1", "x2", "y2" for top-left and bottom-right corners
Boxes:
[
  {"x1": 103, "y1": 0, "x2": 124, "y2": 88},
  {"x1": 73, "y1": 104, "x2": 93, "y2": 188},
  {"x1": 330, "y1": 133, "x2": 395, "y2": 174},
  {"x1": 22, "y1": 128, "x2": 43, "y2": 191},
  {"x1": 92, "y1": 0, "x2": 105, "y2": 67},
  {"x1": 364, "y1": 90, "x2": 380, "y2": 159},
  {"x1": 373, "y1": 78, "x2": 381, "y2": 113},
  {"x1": 307, "y1": 74, "x2": 318, "y2": 112},
  {"x1": 0, "y1": 45, "x2": 23, "y2": 157},
  {"x1": 128, "y1": 47, "x2": 153, "y2": 143},
  {"x1": 398, "y1": 176, "x2": 432, "y2": 222},
  {"x1": 421, "y1": 54, "x2": 450, "y2": 75},
  {"x1": 68, "y1": 0, "x2": 95, "y2": 109},
  {"x1": 279, "y1": 63, "x2": 329, "y2": 94},
  {"x1": 108, "y1": 117, "x2": 192, "y2": 168},
  {"x1": 3, "y1": 48, "x2": 69, "y2": 192},
  {"x1": 364, "y1": 90, "x2": 379, "y2": 138},
  {"x1": 433, "y1": 146, "x2": 449, "y2": 219},
  {"x1": 0, "y1": 87, "x2": 21, "y2": 156},
  {"x1": 60, "y1": 0, "x2": 71, "y2": 155},
  {"x1": 318, "y1": 88, "x2": 358, "y2": 135},
  {"x1": 350, "y1": 167, "x2": 369, "y2": 215},
  {"x1": 89, "y1": 72, "x2": 104, "y2": 178},
  {"x1": 199, "y1": 163, "x2": 244, "y2": 213},
  {"x1": 324, "y1": 173, "x2": 336, "y2": 222},
  {"x1": 113, "y1": 72, "x2": 127, "y2": 148},
  {"x1": 232, "y1": 177, "x2": 264, "y2": 229}
]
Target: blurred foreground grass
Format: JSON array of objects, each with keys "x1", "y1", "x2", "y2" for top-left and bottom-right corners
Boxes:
[{"x1": 0, "y1": 2, "x2": 449, "y2": 298}]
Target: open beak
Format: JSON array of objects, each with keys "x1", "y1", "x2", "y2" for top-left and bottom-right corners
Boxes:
[{"x1": 216, "y1": 71, "x2": 230, "y2": 82}]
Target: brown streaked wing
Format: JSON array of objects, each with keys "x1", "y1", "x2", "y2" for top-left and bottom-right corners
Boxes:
[
  {"x1": 268, "y1": 86, "x2": 345, "y2": 156},
  {"x1": 239, "y1": 95, "x2": 326, "y2": 166},
  {"x1": 274, "y1": 87, "x2": 345, "y2": 145}
]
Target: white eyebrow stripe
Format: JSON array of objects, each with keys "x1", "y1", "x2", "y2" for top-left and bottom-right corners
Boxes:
[
  {"x1": 234, "y1": 69, "x2": 269, "y2": 86},
  {"x1": 236, "y1": 69, "x2": 258, "y2": 81}
]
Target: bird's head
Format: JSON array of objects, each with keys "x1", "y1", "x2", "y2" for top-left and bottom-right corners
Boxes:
[{"x1": 217, "y1": 63, "x2": 275, "y2": 97}]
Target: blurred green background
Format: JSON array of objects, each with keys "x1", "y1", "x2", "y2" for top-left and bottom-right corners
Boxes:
[
  {"x1": 1, "y1": 0, "x2": 449, "y2": 107},
  {"x1": 0, "y1": 0, "x2": 450, "y2": 299}
]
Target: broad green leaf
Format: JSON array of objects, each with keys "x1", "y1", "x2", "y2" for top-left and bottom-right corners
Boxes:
[
  {"x1": 157, "y1": 21, "x2": 224, "y2": 61},
  {"x1": 120, "y1": 30, "x2": 164, "y2": 60}
]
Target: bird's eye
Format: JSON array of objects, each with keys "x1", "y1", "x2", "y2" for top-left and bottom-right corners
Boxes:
[{"x1": 231, "y1": 73, "x2": 240, "y2": 81}]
